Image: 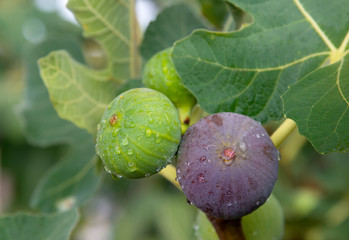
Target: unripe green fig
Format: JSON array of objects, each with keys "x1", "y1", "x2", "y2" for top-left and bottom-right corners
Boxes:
[
  {"x1": 142, "y1": 48, "x2": 197, "y2": 130},
  {"x1": 195, "y1": 195, "x2": 284, "y2": 240},
  {"x1": 177, "y1": 112, "x2": 279, "y2": 219},
  {"x1": 95, "y1": 88, "x2": 182, "y2": 178}
]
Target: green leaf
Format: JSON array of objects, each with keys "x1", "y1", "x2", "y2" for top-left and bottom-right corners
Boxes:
[
  {"x1": 30, "y1": 135, "x2": 99, "y2": 212},
  {"x1": 171, "y1": 0, "x2": 348, "y2": 125},
  {"x1": 197, "y1": 0, "x2": 229, "y2": 29},
  {"x1": 0, "y1": 209, "x2": 79, "y2": 240},
  {"x1": 113, "y1": 186, "x2": 196, "y2": 240},
  {"x1": 38, "y1": 50, "x2": 119, "y2": 134},
  {"x1": 19, "y1": 38, "x2": 100, "y2": 212},
  {"x1": 67, "y1": 0, "x2": 141, "y2": 80},
  {"x1": 19, "y1": 38, "x2": 86, "y2": 146},
  {"x1": 140, "y1": 3, "x2": 207, "y2": 60},
  {"x1": 283, "y1": 55, "x2": 349, "y2": 153}
]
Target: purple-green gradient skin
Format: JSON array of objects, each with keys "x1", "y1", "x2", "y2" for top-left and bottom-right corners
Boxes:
[{"x1": 176, "y1": 113, "x2": 279, "y2": 219}]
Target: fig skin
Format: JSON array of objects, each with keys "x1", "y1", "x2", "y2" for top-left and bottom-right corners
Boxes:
[
  {"x1": 176, "y1": 112, "x2": 279, "y2": 219},
  {"x1": 142, "y1": 48, "x2": 196, "y2": 109},
  {"x1": 96, "y1": 88, "x2": 182, "y2": 179},
  {"x1": 143, "y1": 48, "x2": 196, "y2": 132}
]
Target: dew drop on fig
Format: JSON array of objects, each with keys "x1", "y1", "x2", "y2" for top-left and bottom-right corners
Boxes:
[
  {"x1": 121, "y1": 136, "x2": 128, "y2": 146},
  {"x1": 145, "y1": 127, "x2": 152, "y2": 137}
]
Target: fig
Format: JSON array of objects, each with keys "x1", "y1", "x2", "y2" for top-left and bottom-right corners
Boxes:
[
  {"x1": 176, "y1": 112, "x2": 279, "y2": 219},
  {"x1": 142, "y1": 48, "x2": 196, "y2": 130},
  {"x1": 195, "y1": 195, "x2": 284, "y2": 240},
  {"x1": 96, "y1": 88, "x2": 182, "y2": 178}
]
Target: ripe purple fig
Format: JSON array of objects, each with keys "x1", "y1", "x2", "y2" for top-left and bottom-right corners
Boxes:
[{"x1": 176, "y1": 112, "x2": 279, "y2": 219}]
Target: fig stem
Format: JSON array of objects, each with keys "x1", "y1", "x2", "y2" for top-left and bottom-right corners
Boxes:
[
  {"x1": 271, "y1": 118, "x2": 297, "y2": 148},
  {"x1": 207, "y1": 215, "x2": 246, "y2": 240},
  {"x1": 178, "y1": 104, "x2": 193, "y2": 134},
  {"x1": 159, "y1": 164, "x2": 181, "y2": 190}
]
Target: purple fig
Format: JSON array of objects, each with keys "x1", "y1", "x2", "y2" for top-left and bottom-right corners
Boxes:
[{"x1": 176, "y1": 112, "x2": 279, "y2": 219}]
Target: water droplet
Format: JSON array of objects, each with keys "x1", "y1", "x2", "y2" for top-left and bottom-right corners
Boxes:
[
  {"x1": 256, "y1": 133, "x2": 261, "y2": 139},
  {"x1": 104, "y1": 166, "x2": 112, "y2": 174},
  {"x1": 277, "y1": 150, "x2": 281, "y2": 161},
  {"x1": 121, "y1": 136, "x2": 128, "y2": 145},
  {"x1": 239, "y1": 140, "x2": 247, "y2": 153},
  {"x1": 95, "y1": 145, "x2": 100, "y2": 155},
  {"x1": 256, "y1": 201, "x2": 260, "y2": 206},
  {"x1": 97, "y1": 123, "x2": 101, "y2": 131},
  {"x1": 114, "y1": 173, "x2": 123, "y2": 179},
  {"x1": 156, "y1": 166, "x2": 163, "y2": 172},
  {"x1": 208, "y1": 159, "x2": 211, "y2": 163},
  {"x1": 193, "y1": 224, "x2": 199, "y2": 231},
  {"x1": 177, "y1": 169, "x2": 180, "y2": 174},
  {"x1": 187, "y1": 199, "x2": 192, "y2": 205},
  {"x1": 145, "y1": 173, "x2": 151, "y2": 177},
  {"x1": 127, "y1": 149, "x2": 134, "y2": 155},
  {"x1": 139, "y1": 126, "x2": 145, "y2": 130},
  {"x1": 115, "y1": 145, "x2": 121, "y2": 154},
  {"x1": 128, "y1": 162, "x2": 134, "y2": 167},
  {"x1": 155, "y1": 133, "x2": 161, "y2": 143},
  {"x1": 102, "y1": 119, "x2": 107, "y2": 124},
  {"x1": 175, "y1": 177, "x2": 178, "y2": 181},
  {"x1": 261, "y1": 133, "x2": 265, "y2": 137},
  {"x1": 227, "y1": 202, "x2": 233, "y2": 207},
  {"x1": 145, "y1": 127, "x2": 152, "y2": 137},
  {"x1": 197, "y1": 173, "x2": 206, "y2": 183},
  {"x1": 112, "y1": 128, "x2": 120, "y2": 136},
  {"x1": 226, "y1": 191, "x2": 232, "y2": 196}
]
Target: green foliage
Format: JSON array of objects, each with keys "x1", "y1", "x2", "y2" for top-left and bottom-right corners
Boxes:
[
  {"x1": 0, "y1": 210, "x2": 79, "y2": 240},
  {"x1": 140, "y1": 3, "x2": 207, "y2": 60},
  {"x1": 113, "y1": 186, "x2": 197, "y2": 240},
  {"x1": 171, "y1": 0, "x2": 349, "y2": 153},
  {"x1": 67, "y1": 0, "x2": 142, "y2": 79},
  {"x1": 38, "y1": 50, "x2": 118, "y2": 134}
]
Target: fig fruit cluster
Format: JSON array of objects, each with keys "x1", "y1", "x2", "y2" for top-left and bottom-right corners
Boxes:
[{"x1": 95, "y1": 49, "x2": 280, "y2": 221}]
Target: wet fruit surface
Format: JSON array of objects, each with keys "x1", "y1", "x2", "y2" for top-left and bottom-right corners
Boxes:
[
  {"x1": 142, "y1": 48, "x2": 196, "y2": 109},
  {"x1": 96, "y1": 88, "x2": 182, "y2": 178},
  {"x1": 176, "y1": 112, "x2": 279, "y2": 219}
]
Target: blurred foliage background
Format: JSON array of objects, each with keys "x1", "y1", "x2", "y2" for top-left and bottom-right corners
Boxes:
[{"x1": 0, "y1": 0, "x2": 348, "y2": 240}]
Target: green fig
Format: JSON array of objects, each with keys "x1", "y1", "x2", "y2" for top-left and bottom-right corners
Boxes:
[
  {"x1": 195, "y1": 195, "x2": 284, "y2": 240},
  {"x1": 95, "y1": 88, "x2": 182, "y2": 178},
  {"x1": 143, "y1": 48, "x2": 197, "y2": 131}
]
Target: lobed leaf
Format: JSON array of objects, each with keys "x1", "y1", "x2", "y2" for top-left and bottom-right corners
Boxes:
[
  {"x1": 38, "y1": 50, "x2": 119, "y2": 135},
  {"x1": 19, "y1": 38, "x2": 100, "y2": 212},
  {"x1": 283, "y1": 55, "x2": 349, "y2": 153},
  {"x1": 0, "y1": 210, "x2": 79, "y2": 240},
  {"x1": 172, "y1": 0, "x2": 349, "y2": 153},
  {"x1": 67, "y1": 0, "x2": 141, "y2": 80}
]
